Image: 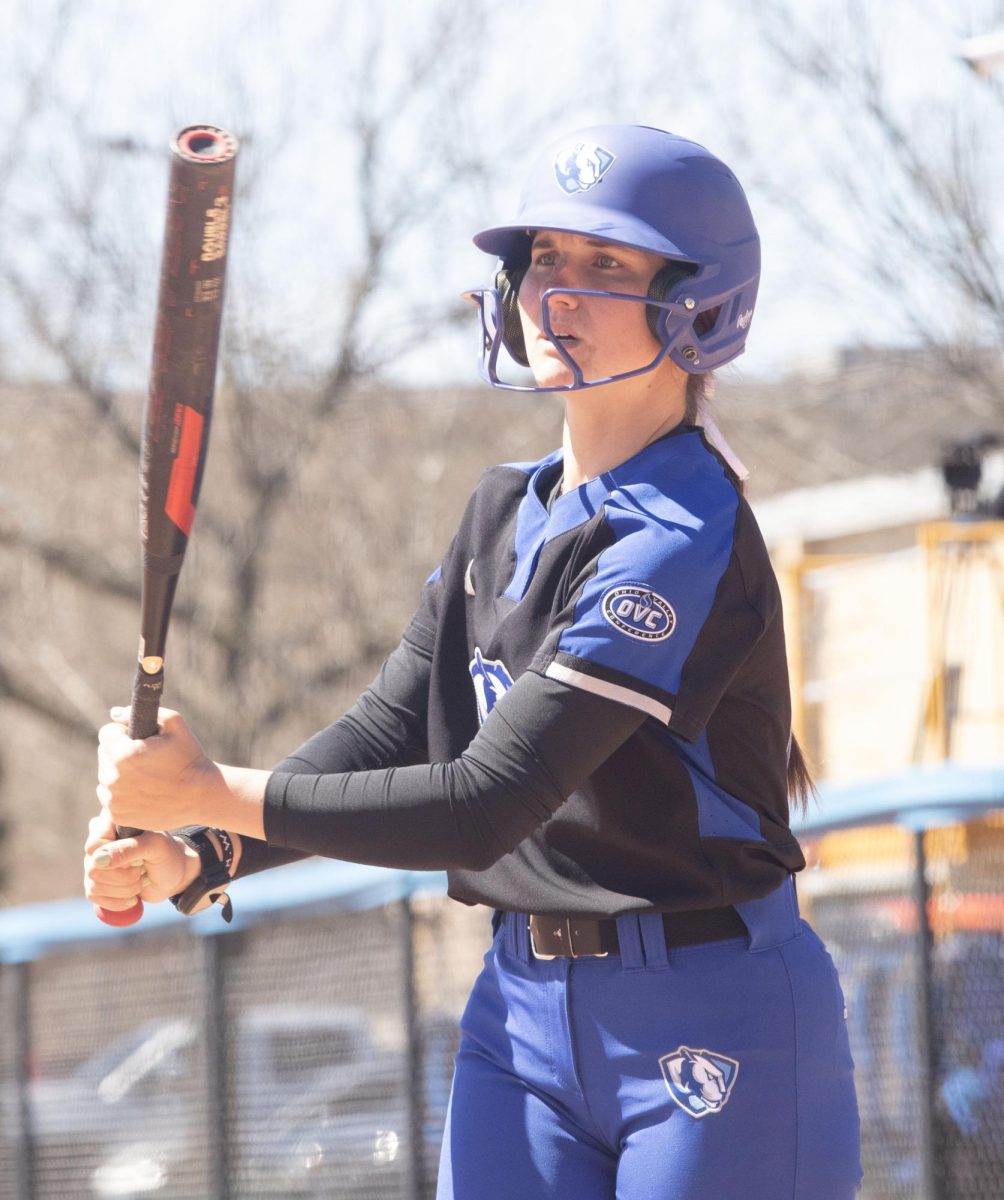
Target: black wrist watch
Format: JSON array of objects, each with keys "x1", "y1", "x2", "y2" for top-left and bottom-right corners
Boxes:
[{"x1": 170, "y1": 826, "x2": 234, "y2": 922}]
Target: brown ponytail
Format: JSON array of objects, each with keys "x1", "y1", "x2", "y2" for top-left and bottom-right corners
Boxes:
[
  {"x1": 684, "y1": 372, "x2": 708, "y2": 424},
  {"x1": 787, "y1": 734, "x2": 816, "y2": 816},
  {"x1": 691, "y1": 372, "x2": 816, "y2": 816}
]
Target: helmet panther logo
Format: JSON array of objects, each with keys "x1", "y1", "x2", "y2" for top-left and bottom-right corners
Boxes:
[
  {"x1": 469, "y1": 648, "x2": 515, "y2": 726},
  {"x1": 554, "y1": 142, "x2": 616, "y2": 194},
  {"x1": 659, "y1": 1046, "x2": 739, "y2": 1118}
]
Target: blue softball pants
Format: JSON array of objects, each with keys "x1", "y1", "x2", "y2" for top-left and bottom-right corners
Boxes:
[{"x1": 436, "y1": 879, "x2": 861, "y2": 1199}]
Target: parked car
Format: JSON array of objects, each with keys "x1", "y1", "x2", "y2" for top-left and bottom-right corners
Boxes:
[
  {"x1": 89, "y1": 1070, "x2": 406, "y2": 1200},
  {"x1": 87, "y1": 1012, "x2": 460, "y2": 1199},
  {"x1": 248, "y1": 1013, "x2": 459, "y2": 1199},
  {"x1": 16, "y1": 1005, "x2": 393, "y2": 1198}
]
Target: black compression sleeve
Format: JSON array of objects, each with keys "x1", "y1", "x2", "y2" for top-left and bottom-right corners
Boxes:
[
  {"x1": 263, "y1": 671, "x2": 647, "y2": 871},
  {"x1": 235, "y1": 636, "x2": 433, "y2": 878}
]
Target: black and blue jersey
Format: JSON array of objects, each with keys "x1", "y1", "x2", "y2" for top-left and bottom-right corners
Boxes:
[
  {"x1": 257, "y1": 424, "x2": 803, "y2": 917},
  {"x1": 411, "y1": 423, "x2": 802, "y2": 912}
]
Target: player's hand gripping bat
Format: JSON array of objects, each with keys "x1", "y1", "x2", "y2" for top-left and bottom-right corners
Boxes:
[{"x1": 96, "y1": 125, "x2": 238, "y2": 927}]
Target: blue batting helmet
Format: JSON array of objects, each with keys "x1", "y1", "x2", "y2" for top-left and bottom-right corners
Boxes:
[{"x1": 468, "y1": 124, "x2": 760, "y2": 388}]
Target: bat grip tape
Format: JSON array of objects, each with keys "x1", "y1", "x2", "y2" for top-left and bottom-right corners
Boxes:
[
  {"x1": 116, "y1": 667, "x2": 162, "y2": 840},
  {"x1": 130, "y1": 664, "x2": 164, "y2": 740}
]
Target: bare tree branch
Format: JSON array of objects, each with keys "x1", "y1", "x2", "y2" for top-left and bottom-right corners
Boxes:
[
  {"x1": 0, "y1": 0, "x2": 77, "y2": 216},
  {"x1": 739, "y1": 0, "x2": 1004, "y2": 408},
  {"x1": 0, "y1": 659, "x2": 95, "y2": 742}
]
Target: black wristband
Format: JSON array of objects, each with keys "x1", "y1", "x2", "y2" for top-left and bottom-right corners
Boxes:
[
  {"x1": 170, "y1": 826, "x2": 234, "y2": 922},
  {"x1": 213, "y1": 828, "x2": 234, "y2": 875}
]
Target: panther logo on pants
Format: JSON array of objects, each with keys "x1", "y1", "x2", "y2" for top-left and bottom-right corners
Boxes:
[{"x1": 659, "y1": 1046, "x2": 739, "y2": 1118}]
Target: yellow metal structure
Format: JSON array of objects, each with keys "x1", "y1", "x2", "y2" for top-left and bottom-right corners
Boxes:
[
  {"x1": 776, "y1": 519, "x2": 1004, "y2": 772},
  {"x1": 916, "y1": 520, "x2": 1004, "y2": 763}
]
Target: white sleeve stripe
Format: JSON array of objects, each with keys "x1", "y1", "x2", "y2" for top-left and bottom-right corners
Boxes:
[{"x1": 544, "y1": 662, "x2": 673, "y2": 724}]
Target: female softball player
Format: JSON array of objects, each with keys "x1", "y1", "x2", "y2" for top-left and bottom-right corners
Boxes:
[{"x1": 87, "y1": 124, "x2": 862, "y2": 1198}]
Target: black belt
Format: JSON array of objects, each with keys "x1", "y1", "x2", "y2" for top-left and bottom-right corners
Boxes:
[{"x1": 527, "y1": 908, "x2": 747, "y2": 959}]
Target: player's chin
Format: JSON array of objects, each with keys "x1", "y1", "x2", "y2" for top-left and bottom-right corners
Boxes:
[{"x1": 527, "y1": 346, "x2": 579, "y2": 389}]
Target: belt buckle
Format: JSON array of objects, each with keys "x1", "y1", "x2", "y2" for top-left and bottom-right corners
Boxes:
[
  {"x1": 529, "y1": 917, "x2": 609, "y2": 960},
  {"x1": 529, "y1": 917, "x2": 558, "y2": 960},
  {"x1": 572, "y1": 917, "x2": 610, "y2": 960}
]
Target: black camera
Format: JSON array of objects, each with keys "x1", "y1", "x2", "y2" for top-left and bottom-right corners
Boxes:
[{"x1": 940, "y1": 433, "x2": 1003, "y2": 516}]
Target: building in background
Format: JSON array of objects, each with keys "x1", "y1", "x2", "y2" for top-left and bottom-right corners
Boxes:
[{"x1": 717, "y1": 345, "x2": 1004, "y2": 785}]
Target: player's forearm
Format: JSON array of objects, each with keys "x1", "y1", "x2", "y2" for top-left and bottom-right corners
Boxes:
[
  {"x1": 264, "y1": 673, "x2": 645, "y2": 871},
  {"x1": 208, "y1": 764, "x2": 269, "y2": 840},
  {"x1": 233, "y1": 636, "x2": 435, "y2": 879},
  {"x1": 265, "y1": 749, "x2": 553, "y2": 871}
]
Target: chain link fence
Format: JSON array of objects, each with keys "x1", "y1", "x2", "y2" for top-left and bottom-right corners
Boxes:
[
  {"x1": 796, "y1": 772, "x2": 1004, "y2": 1200},
  {"x1": 1, "y1": 870, "x2": 490, "y2": 1200},
  {"x1": 2, "y1": 777, "x2": 1003, "y2": 1199}
]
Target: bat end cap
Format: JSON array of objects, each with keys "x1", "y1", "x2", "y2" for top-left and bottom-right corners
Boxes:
[
  {"x1": 173, "y1": 125, "x2": 238, "y2": 164},
  {"x1": 95, "y1": 901, "x2": 144, "y2": 927}
]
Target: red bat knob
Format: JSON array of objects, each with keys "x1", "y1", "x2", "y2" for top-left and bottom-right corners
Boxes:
[
  {"x1": 94, "y1": 819, "x2": 147, "y2": 927},
  {"x1": 96, "y1": 900, "x2": 144, "y2": 927}
]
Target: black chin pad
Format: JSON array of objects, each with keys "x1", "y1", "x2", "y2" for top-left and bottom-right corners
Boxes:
[
  {"x1": 497, "y1": 266, "x2": 529, "y2": 366},
  {"x1": 646, "y1": 261, "x2": 699, "y2": 339}
]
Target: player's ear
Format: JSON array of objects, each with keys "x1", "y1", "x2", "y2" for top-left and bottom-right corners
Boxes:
[{"x1": 496, "y1": 265, "x2": 528, "y2": 366}]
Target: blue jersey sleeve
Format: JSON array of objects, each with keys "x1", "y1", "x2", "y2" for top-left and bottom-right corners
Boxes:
[{"x1": 531, "y1": 481, "x2": 777, "y2": 740}]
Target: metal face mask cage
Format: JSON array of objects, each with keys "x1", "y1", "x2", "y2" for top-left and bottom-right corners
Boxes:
[{"x1": 464, "y1": 283, "x2": 722, "y2": 393}]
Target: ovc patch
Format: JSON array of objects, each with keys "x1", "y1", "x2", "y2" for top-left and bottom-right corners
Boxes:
[{"x1": 601, "y1": 584, "x2": 676, "y2": 642}]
